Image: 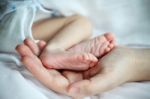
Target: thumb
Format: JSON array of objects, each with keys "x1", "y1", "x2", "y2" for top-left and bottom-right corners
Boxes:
[{"x1": 68, "y1": 73, "x2": 118, "y2": 97}]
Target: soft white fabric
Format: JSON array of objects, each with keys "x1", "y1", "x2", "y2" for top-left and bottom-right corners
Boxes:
[
  {"x1": 45, "y1": 0, "x2": 150, "y2": 45},
  {"x1": 0, "y1": 0, "x2": 150, "y2": 99},
  {"x1": 0, "y1": 1, "x2": 69, "y2": 99}
]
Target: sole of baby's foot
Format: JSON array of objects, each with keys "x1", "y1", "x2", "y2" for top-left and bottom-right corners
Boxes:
[
  {"x1": 40, "y1": 50, "x2": 98, "y2": 71},
  {"x1": 68, "y1": 33, "x2": 115, "y2": 58}
]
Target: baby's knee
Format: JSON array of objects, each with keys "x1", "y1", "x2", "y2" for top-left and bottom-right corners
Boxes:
[
  {"x1": 71, "y1": 15, "x2": 92, "y2": 28},
  {"x1": 66, "y1": 15, "x2": 92, "y2": 35}
]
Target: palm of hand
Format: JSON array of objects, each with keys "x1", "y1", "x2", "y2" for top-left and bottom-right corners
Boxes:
[{"x1": 68, "y1": 47, "x2": 135, "y2": 97}]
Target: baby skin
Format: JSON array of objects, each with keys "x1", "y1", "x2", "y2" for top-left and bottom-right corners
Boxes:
[
  {"x1": 68, "y1": 33, "x2": 115, "y2": 57},
  {"x1": 36, "y1": 33, "x2": 115, "y2": 71}
]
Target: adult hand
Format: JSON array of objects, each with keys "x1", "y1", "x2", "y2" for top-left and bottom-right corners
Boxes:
[
  {"x1": 68, "y1": 47, "x2": 139, "y2": 97},
  {"x1": 16, "y1": 38, "x2": 95, "y2": 97},
  {"x1": 16, "y1": 39, "x2": 71, "y2": 95},
  {"x1": 16, "y1": 38, "x2": 140, "y2": 98}
]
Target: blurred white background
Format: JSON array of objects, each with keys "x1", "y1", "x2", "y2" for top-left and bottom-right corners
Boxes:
[{"x1": 41, "y1": 0, "x2": 150, "y2": 45}]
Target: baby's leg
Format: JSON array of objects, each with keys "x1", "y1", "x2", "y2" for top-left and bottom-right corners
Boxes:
[
  {"x1": 33, "y1": 15, "x2": 96, "y2": 70},
  {"x1": 32, "y1": 15, "x2": 92, "y2": 49},
  {"x1": 69, "y1": 33, "x2": 115, "y2": 58}
]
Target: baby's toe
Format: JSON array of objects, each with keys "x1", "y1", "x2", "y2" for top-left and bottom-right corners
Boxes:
[
  {"x1": 108, "y1": 43, "x2": 114, "y2": 49},
  {"x1": 105, "y1": 47, "x2": 111, "y2": 52},
  {"x1": 82, "y1": 53, "x2": 98, "y2": 67},
  {"x1": 104, "y1": 32, "x2": 115, "y2": 42},
  {"x1": 99, "y1": 41, "x2": 109, "y2": 56}
]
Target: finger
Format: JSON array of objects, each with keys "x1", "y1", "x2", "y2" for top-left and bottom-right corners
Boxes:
[
  {"x1": 69, "y1": 72, "x2": 117, "y2": 96},
  {"x1": 17, "y1": 41, "x2": 70, "y2": 94},
  {"x1": 69, "y1": 79, "x2": 91, "y2": 97},
  {"x1": 62, "y1": 71, "x2": 83, "y2": 84},
  {"x1": 22, "y1": 56, "x2": 69, "y2": 94},
  {"x1": 16, "y1": 44, "x2": 35, "y2": 58},
  {"x1": 24, "y1": 38, "x2": 40, "y2": 56}
]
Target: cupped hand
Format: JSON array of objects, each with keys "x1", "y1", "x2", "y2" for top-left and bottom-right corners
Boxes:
[
  {"x1": 16, "y1": 39, "x2": 71, "y2": 95},
  {"x1": 17, "y1": 38, "x2": 137, "y2": 98},
  {"x1": 68, "y1": 46, "x2": 138, "y2": 97},
  {"x1": 16, "y1": 38, "x2": 97, "y2": 97}
]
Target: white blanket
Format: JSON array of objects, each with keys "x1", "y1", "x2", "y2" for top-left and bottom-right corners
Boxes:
[{"x1": 0, "y1": 0, "x2": 150, "y2": 99}]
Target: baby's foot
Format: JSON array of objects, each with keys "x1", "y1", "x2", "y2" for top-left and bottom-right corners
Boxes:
[
  {"x1": 22, "y1": 38, "x2": 98, "y2": 71},
  {"x1": 69, "y1": 33, "x2": 115, "y2": 58},
  {"x1": 40, "y1": 50, "x2": 98, "y2": 71}
]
